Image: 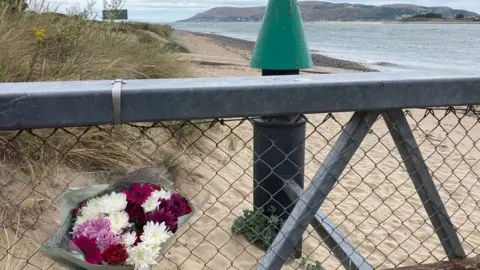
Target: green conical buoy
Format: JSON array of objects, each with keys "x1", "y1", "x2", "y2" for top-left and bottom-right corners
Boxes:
[{"x1": 250, "y1": 0, "x2": 313, "y2": 70}]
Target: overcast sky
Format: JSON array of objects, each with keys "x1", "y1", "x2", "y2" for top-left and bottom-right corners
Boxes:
[{"x1": 60, "y1": 0, "x2": 480, "y2": 22}]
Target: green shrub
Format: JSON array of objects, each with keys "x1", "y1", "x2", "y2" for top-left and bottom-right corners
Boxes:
[
  {"x1": 231, "y1": 207, "x2": 282, "y2": 251},
  {"x1": 163, "y1": 41, "x2": 189, "y2": 53},
  {"x1": 232, "y1": 207, "x2": 325, "y2": 270},
  {"x1": 299, "y1": 258, "x2": 325, "y2": 270}
]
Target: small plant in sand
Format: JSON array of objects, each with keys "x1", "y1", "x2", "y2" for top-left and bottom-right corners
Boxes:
[
  {"x1": 298, "y1": 257, "x2": 325, "y2": 270},
  {"x1": 231, "y1": 206, "x2": 282, "y2": 251},
  {"x1": 232, "y1": 206, "x2": 324, "y2": 270}
]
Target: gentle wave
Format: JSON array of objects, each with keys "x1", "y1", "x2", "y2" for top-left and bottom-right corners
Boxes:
[{"x1": 373, "y1": 62, "x2": 405, "y2": 68}]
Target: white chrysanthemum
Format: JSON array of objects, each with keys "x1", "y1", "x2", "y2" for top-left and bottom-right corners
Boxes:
[
  {"x1": 154, "y1": 189, "x2": 172, "y2": 200},
  {"x1": 141, "y1": 196, "x2": 160, "y2": 213},
  {"x1": 100, "y1": 192, "x2": 128, "y2": 214},
  {"x1": 122, "y1": 231, "x2": 137, "y2": 247},
  {"x1": 126, "y1": 242, "x2": 159, "y2": 270},
  {"x1": 141, "y1": 190, "x2": 172, "y2": 213},
  {"x1": 140, "y1": 222, "x2": 172, "y2": 246},
  {"x1": 108, "y1": 211, "x2": 129, "y2": 232},
  {"x1": 73, "y1": 200, "x2": 103, "y2": 229},
  {"x1": 82, "y1": 197, "x2": 103, "y2": 217}
]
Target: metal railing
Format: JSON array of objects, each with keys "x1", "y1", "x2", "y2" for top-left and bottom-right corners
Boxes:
[{"x1": 0, "y1": 71, "x2": 480, "y2": 270}]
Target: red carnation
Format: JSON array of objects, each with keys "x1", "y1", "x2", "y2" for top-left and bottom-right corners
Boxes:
[
  {"x1": 71, "y1": 236, "x2": 101, "y2": 264},
  {"x1": 101, "y1": 244, "x2": 128, "y2": 265},
  {"x1": 167, "y1": 193, "x2": 192, "y2": 217},
  {"x1": 123, "y1": 184, "x2": 156, "y2": 204},
  {"x1": 148, "y1": 207, "x2": 178, "y2": 232},
  {"x1": 126, "y1": 202, "x2": 147, "y2": 227}
]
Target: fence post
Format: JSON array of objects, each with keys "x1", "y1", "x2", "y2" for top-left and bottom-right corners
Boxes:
[{"x1": 250, "y1": 0, "x2": 312, "y2": 259}]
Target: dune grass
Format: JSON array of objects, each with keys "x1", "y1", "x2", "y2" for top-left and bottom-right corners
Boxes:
[
  {"x1": 0, "y1": 4, "x2": 198, "y2": 181},
  {"x1": 0, "y1": 3, "x2": 211, "y2": 268},
  {"x1": 121, "y1": 21, "x2": 174, "y2": 39},
  {"x1": 0, "y1": 6, "x2": 187, "y2": 82}
]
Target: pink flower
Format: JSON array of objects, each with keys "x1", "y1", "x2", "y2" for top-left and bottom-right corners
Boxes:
[
  {"x1": 123, "y1": 184, "x2": 157, "y2": 205},
  {"x1": 96, "y1": 230, "x2": 121, "y2": 250},
  {"x1": 73, "y1": 217, "x2": 111, "y2": 239},
  {"x1": 71, "y1": 236, "x2": 101, "y2": 264}
]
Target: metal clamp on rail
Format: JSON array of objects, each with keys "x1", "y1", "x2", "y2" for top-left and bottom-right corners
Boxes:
[{"x1": 111, "y1": 79, "x2": 126, "y2": 125}]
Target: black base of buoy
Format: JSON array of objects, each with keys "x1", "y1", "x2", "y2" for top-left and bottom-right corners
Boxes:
[{"x1": 252, "y1": 69, "x2": 304, "y2": 259}]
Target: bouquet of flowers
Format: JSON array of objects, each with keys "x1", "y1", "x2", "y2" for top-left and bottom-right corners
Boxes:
[{"x1": 41, "y1": 168, "x2": 194, "y2": 270}]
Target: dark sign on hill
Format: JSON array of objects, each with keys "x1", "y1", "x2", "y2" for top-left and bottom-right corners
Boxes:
[{"x1": 102, "y1": 9, "x2": 128, "y2": 20}]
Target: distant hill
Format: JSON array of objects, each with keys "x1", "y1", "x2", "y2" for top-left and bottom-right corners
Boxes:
[{"x1": 179, "y1": 1, "x2": 478, "y2": 22}]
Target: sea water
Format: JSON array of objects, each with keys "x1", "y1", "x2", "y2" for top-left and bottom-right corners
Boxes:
[{"x1": 173, "y1": 21, "x2": 480, "y2": 72}]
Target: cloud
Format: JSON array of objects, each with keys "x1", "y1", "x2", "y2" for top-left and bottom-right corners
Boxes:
[{"x1": 57, "y1": 0, "x2": 480, "y2": 22}]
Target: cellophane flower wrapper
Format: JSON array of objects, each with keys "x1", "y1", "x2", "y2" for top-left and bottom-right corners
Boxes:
[{"x1": 40, "y1": 168, "x2": 195, "y2": 270}]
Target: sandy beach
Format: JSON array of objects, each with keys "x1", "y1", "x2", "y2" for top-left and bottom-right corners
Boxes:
[
  {"x1": 3, "y1": 28, "x2": 479, "y2": 270},
  {"x1": 172, "y1": 30, "x2": 376, "y2": 77},
  {"x1": 148, "y1": 32, "x2": 480, "y2": 269}
]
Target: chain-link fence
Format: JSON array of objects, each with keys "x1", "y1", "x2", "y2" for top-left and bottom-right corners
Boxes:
[{"x1": 1, "y1": 105, "x2": 480, "y2": 270}]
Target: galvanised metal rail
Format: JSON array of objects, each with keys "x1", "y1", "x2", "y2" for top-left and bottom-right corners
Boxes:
[{"x1": 0, "y1": 71, "x2": 479, "y2": 130}]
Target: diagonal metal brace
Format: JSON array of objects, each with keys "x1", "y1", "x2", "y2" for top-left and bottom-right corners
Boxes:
[
  {"x1": 383, "y1": 109, "x2": 466, "y2": 260},
  {"x1": 258, "y1": 111, "x2": 380, "y2": 270},
  {"x1": 283, "y1": 179, "x2": 374, "y2": 270}
]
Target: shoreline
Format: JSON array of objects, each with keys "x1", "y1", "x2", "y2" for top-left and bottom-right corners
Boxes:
[
  {"x1": 385, "y1": 20, "x2": 480, "y2": 24},
  {"x1": 182, "y1": 31, "x2": 377, "y2": 72},
  {"x1": 178, "y1": 20, "x2": 480, "y2": 25}
]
